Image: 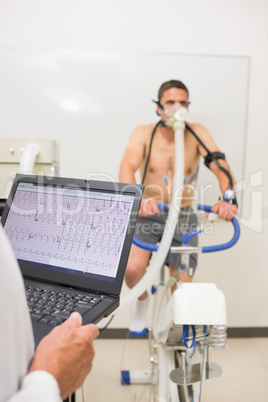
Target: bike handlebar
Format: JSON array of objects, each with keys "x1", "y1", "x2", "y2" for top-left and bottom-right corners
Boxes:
[
  {"x1": 197, "y1": 204, "x2": 240, "y2": 253},
  {"x1": 133, "y1": 203, "x2": 240, "y2": 254}
]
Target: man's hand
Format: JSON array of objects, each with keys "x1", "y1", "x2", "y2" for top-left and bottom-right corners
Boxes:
[
  {"x1": 212, "y1": 200, "x2": 238, "y2": 221},
  {"x1": 29, "y1": 312, "x2": 99, "y2": 399},
  {"x1": 139, "y1": 198, "x2": 160, "y2": 218}
]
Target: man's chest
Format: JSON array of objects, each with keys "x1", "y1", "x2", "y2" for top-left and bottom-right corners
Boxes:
[{"x1": 145, "y1": 132, "x2": 199, "y2": 174}]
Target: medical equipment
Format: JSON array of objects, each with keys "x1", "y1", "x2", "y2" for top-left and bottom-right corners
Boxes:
[
  {"x1": 119, "y1": 104, "x2": 240, "y2": 401},
  {"x1": 122, "y1": 205, "x2": 240, "y2": 401}
]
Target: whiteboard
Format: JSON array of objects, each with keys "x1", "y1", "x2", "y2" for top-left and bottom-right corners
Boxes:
[{"x1": 0, "y1": 49, "x2": 249, "y2": 205}]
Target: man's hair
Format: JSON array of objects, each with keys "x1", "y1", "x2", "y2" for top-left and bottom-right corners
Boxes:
[{"x1": 158, "y1": 80, "x2": 189, "y2": 100}]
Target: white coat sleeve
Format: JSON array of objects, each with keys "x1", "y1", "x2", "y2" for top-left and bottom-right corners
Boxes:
[
  {"x1": 0, "y1": 225, "x2": 61, "y2": 402},
  {"x1": 7, "y1": 371, "x2": 61, "y2": 402}
]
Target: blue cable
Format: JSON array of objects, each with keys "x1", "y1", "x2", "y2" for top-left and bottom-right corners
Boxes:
[
  {"x1": 190, "y1": 384, "x2": 194, "y2": 402},
  {"x1": 189, "y1": 342, "x2": 196, "y2": 359},
  {"x1": 182, "y1": 327, "x2": 195, "y2": 402},
  {"x1": 183, "y1": 325, "x2": 196, "y2": 349},
  {"x1": 199, "y1": 325, "x2": 208, "y2": 402}
]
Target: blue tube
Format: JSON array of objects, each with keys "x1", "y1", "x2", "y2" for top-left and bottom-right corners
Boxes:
[
  {"x1": 133, "y1": 235, "x2": 171, "y2": 253},
  {"x1": 197, "y1": 204, "x2": 213, "y2": 213},
  {"x1": 182, "y1": 229, "x2": 203, "y2": 245},
  {"x1": 132, "y1": 202, "x2": 168, "y2": 251},
  {"x1": 157, "y1": 202, "x2": 168, "y2": 211},
  {"x1": 197, "y1": 204, "x2": 240, "y2": 253}
]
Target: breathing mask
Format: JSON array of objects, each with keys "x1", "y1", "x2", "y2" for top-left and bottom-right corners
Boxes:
[{"x1": 153, "y1": 100, "x2": 188, "y2": 131}]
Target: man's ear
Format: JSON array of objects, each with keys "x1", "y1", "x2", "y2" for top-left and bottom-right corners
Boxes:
[{"x1": 156, "y1": 106, "x2": 161, "y2": 116}]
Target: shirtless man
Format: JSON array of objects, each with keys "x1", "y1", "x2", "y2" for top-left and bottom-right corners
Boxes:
[{"x1": 119, "y1": 80, "x2": 237, "y2": 334}]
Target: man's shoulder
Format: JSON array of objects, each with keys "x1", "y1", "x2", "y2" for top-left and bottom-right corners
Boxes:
[
  {"x1": 132, "y1": 122, "x2": 158, "y2": 139},
  {"x1": 186, "y1": 121, "x2": 217, "y2": 155},
  {"x1": 186, "y1": 122, "x2": 211, "y2": 139},
  {"x1": 134, "y1": 122, "x2": 158, "y2": 132},
  {"x1": 186, "y1": 122, "x2": 207, "y2": 132}
]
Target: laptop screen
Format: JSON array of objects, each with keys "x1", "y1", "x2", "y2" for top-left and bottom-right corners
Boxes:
[{"x1": 2, "y1": 175, "x2": 143, "y2": 295}]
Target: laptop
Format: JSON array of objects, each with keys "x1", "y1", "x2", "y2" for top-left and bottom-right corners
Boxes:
[{"x1": 1, "y1": 174, "x2": 143, "y2": 346}]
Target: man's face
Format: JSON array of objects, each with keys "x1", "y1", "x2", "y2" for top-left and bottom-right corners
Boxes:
[{"x1": 158, "y1": 87, "x2": 189, "y2": 121}]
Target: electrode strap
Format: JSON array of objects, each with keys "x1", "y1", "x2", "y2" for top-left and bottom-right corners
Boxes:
[{"x1": 186, "y1": 123, "x2": 234, "y2": 190}]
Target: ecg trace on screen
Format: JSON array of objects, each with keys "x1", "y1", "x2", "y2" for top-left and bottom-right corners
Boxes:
[{"x1": 4, "y1": 188, "x2": 133, "y2": 278}]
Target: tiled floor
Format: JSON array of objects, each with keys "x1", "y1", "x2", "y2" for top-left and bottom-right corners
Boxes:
[{"x1": 75, "y1": 337, "x2": 268, "y2": 401}]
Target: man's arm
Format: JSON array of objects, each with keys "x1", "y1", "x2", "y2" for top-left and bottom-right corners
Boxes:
[
  {"x1": 119, "y1": 126, "x2": 160, "y2": 217},
  {"x1": 193, "y1": 123, "x2": 238, "y2": 221},
  {"x1": 119, "y1": 126, "x2": 146, "y2": 184}
]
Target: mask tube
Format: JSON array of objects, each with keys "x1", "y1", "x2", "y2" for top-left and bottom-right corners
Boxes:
[
  {"x1": 19, "y1": 143, "x2": 40, "y2": 174},
  {"x1": 118, "y1": 118, "x2": 186, "y2": 311}
]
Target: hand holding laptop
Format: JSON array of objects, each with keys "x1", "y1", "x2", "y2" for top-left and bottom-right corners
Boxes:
[{"x1": 29, "y1": 311, "x2": 99, "y2": 400}]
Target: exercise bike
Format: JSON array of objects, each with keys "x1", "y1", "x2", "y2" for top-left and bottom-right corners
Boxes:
[{"x1": 121, "y1": 203, "x2": 240, "y2": 401}]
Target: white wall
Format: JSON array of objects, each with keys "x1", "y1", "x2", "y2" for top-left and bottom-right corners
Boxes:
[{"x1": 0, "y1": 0, "x2": 267, "y2": 328}]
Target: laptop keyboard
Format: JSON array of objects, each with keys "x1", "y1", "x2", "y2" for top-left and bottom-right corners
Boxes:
[{"x1": 26, "y1": 285, "x2": 105, "y2": 327}]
